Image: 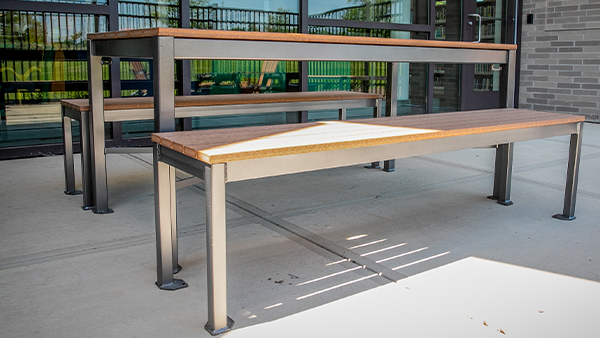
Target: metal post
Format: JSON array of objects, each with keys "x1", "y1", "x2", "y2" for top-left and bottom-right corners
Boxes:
[
  {"x1": 154, "y1": 146, "x2": 187, "y2": 290},
  {"x1": 87, "y1": 40, "x2": 113, "y2": 213},
  {"x1": 504, "y1": 50, "x2": 517, "y2": 108},
  {"x1": 80, "y1": 111, "x2": 94, "y2": 210},
  {"x1": 151, "y1": 35, "x2": 180, "y2": 272},
  {"x1": 62, "y1": 107, "x2": 80, "y2": 195},
  {"x1": 384, "y1": 62, "x2": 399, "y2": 172},
  {"x1": 489, "y1": 143, "x2": 514, "y2": 206},
  {"x1": 153, "y1": 36, "x2": 176, "y2": 133},
  {"x1": 490, "y1": 144, "x2": 502, "y2": 199},
  {"x1": 365, "y1": 98, "x2": 383, "y2": 169},
  {"x1": 204, "y1": 163, "x2": 234, "y2": 335},
  {"x1": 553, "y1": 122, "x2": 584, "y2": 221},
  {"x1": 338, "y1": 108, "x2": 347, "y2": 121},
  {"x1": 170, "y1": 163, "x2": 180, "y2": 274}
]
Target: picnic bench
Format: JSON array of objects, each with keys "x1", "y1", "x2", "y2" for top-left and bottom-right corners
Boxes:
[
  {"x1": 61, "y1": 91, "x2": 382, "y2": 210},
  {"x1": 151, "y1": 108, "x2": 584, "y2": 335}
]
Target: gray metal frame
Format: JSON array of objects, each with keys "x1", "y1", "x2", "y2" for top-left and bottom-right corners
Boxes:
[
  {"x1": 155, "y1": 119, "x2": 583, "y2": 335},
  {"x1": 88, "y1": 32, "x2": 521, "y2": 335},
  {"x1": 88, "y1": 34, "x2": 517, "y2": 214}
]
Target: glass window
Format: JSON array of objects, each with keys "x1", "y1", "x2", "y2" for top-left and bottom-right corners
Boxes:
[
  {"x1": 1, "y1": 11, "x2": 107, "y2": 148},
  {"x1": 309, "y1": 0, "x2": 428, "y2": 25},
  {"x1": 119, "y1": 0, "x2": 180, "y2": 30},
  {"x1": 190, "y1": 0, "x2": 298, "y2": 32},
  {"x1": 16, "y1": 0, "x2": 108, "y2": 4}
]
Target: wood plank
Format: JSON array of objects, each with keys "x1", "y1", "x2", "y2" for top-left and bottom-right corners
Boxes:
[
  {"x1": 88, "y1": 28, "x2": 517, "y2": 51},
  {"x1": 60, "y1": 91, "x2": 382, "y2": 111},
  {"x1": 152, "y1": 109, "x2": 584, "y2": 164}
]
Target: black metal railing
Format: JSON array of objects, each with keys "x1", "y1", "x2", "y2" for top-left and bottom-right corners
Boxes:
[
  {"x1": 190, "y1": 5, "x2": 297, "y2": 32},
  {"x1": 309, "y1": 2, "x2": 392, "y2": 22},
  {"x1": 118, "y1": 1, "x2": 180, "y2": 29}
]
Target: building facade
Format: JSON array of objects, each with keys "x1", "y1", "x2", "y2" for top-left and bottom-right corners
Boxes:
[
  {"x1": 519, "y1": 0, "x2": 600, "y2": 123},
  {"x1": 3, "y1": 0, "x2": 578, "y2": 160}
]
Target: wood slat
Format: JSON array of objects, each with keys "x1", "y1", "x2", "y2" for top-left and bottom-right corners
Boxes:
[
  {"x1": 152, "y1": 109, "x2": 584, "y2": 164},
  {"x1": 88, "y1": 28, "x2": 517, "y2": 51},
  {"x1": 60, "y1": 91, "x2": 382, "y2": 111}
]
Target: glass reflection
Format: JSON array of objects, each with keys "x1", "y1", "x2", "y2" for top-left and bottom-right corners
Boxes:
[
  {"x1": 1, "y1": 11, "x2": 107, "y2": 147},
  {"x1": 309, "y1": 0, "x2": 428, "y2": 25}
]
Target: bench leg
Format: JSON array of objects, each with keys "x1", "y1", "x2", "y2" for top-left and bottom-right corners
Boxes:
[
  {"x1": 338, "y1": 107, "x2": 346, "y2": 121},
  {"x1": 80, "y1": 111, "x2": 94, "y2": 210},
  {"x1": 205, "y1": 163, "x2": 234, "y2": 335},
  {"x1": 365, "y1": 99, "x2": 383, "y2": 170},
  {"x1": 488, "y1": 143, "x2": 513, "y2": 206},
  {"x1": 553, "y1": 122, "x2": 583, "y2": 221},
  {"x1": 383, "y1": 63, "x2": 399, "y2": 172},
  {"x1": 154, "y1": 146, "x2": 187, "y2": 290},
  {"x1": 62, "y1": 108, "x2": 81, "y2": 195}
]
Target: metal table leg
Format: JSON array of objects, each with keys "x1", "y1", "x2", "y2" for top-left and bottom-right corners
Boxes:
[
  {"x1": 62, "y1": 106, "x2": 81, "y2": 195},
  {"x1": 488, "y1": 143, "x2": 514, "y2": 206},
  {"x1": 204, "y1": 163, "x2": 234, "y2": 335},
  {"x1": 553, "y1": 122, "x2": 584, "y2": 221},
  {"x1": 80, "y1": 111, "x2": 94, "y2": 210},
  {"x1": 383, "y1": 62, "x2": 399, "y2": 172},
  {"x1": 154, "y1": 145, "x2": 187, "y2": 290},
  {"x1": 87, "y1": 41, "x2": 113, "y2": 214}
]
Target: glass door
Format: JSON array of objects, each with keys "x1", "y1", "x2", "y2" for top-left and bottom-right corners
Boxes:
[
  {"x1": 432, "y1": 0, "x2": 514, "y2": 112},
  {"x1": 462, "y1": 0, "x2": 510, "y2": 110}
]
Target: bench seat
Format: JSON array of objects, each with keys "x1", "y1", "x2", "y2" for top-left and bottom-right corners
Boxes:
[
  {"x1": 151, "y1": 108, "x2": 584, "y2": 334},
  {"x1": 61, "y1": 91, "x2": 382, "y2": 209}
]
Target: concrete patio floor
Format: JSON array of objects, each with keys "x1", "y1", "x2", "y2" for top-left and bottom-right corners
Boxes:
[{"x1": 1, "y1": 122, "x2": 599, "y2": 337}]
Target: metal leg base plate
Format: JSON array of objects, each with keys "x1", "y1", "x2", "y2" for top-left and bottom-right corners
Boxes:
[
  {"x1": 205, "y1": 316, "x2": 234, "y2": 336},
  {"x1": 364, "y1": 163, "x2": 381, "y2": 169},
  {"x1": 155, "y1": 278, "x2": 188, "y2": 291},
  {"x1": 92, "y1": 207, "x2": 114, "y2": 214},
  {"x1": 383, "y1": 168, "x2": 395, "y2": 172},
  {"x1": 174, "y1": 264, "x2": 182, "y2": 274},
  {"x1": 82, "y1": 206, "x2": 94, "y2": 211},
  {"x1": 552, "y1": 214, "x2": 576, "y2": 221},
  {"x1": 64, "y1": 190, "x2": 83, "y2": 195},
  {"x1": 487, "y1": 195, "x2": 513, "y2": 206}
]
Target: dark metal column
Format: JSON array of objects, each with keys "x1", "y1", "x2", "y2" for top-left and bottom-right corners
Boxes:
[
  {"x1": 383, "y1": 62, "x2": 398, "y2": 172},
  {"x1": 87, "y1": 41, "x2": 113, "y2": 214},
  {"x1": 489, "y1": 143, "x2": 514, "y2": 206},
  {"x1": 287, "y1": 0, "x2": 309, "y2": 124},
  {"x1": 553, "y1": 122, "x2": 584, "y2": 221}
]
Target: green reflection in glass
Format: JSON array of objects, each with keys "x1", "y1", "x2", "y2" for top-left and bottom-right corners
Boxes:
[{"x1": 1, "y1": 11, "x2": 107, "y2": 148}]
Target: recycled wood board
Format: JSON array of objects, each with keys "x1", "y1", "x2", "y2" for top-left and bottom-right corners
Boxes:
[
  {"x1": 88, "y1": 27, "x2": 517, "y2": 51},
  {"x1": 60, "y1": 91, "x2": 382, "y2": 112},
  {"x1": 152, "y1": 109, "x2": 584, "y2": 164}
]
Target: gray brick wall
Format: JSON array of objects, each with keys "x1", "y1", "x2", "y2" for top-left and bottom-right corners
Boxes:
[{"x1": 519, "y1": 0, "x2": 600, "y2": 122}]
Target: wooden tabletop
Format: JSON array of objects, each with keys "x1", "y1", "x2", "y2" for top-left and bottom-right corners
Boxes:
[
  {"x1": 60, "y1": 91, "x2": 382, "y2": 111},
  {"x1": 88, "y1": 28, "x2": 517, "y2": 51},
  {"x1": 152, "y1": 109, "x2": 584, "y2": 164}
]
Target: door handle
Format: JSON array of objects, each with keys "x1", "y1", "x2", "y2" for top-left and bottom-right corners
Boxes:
[{"x1": 468, "y1": 14, "x2": 482, "y2": 43}]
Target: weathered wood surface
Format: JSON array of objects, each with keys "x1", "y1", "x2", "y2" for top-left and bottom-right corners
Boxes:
[
  {"x1": 88, "y1": 28, "x2": 517, "y2": 51},
  {"x1": 152, "y1": 109, "x2": 584, "y2": 164}
]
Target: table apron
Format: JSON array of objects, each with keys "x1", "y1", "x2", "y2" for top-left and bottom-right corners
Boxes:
[
  {"x1": 100, "y1": 98, "x2": 381, "y2": 121},
  {"x1": 90, "y1": 38, "x2": 509, "y2": 64},
  {"x1": 173, "y1": 39, "x2": 509, "y2": 64}
]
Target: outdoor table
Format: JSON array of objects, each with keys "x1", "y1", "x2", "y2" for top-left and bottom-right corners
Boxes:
[
  {"x1": 152, "y1": 108, "x2": 584, "y2": 335},
  {"x1": 86, "y1": 28, "x2": 518, "y2": 214}
]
